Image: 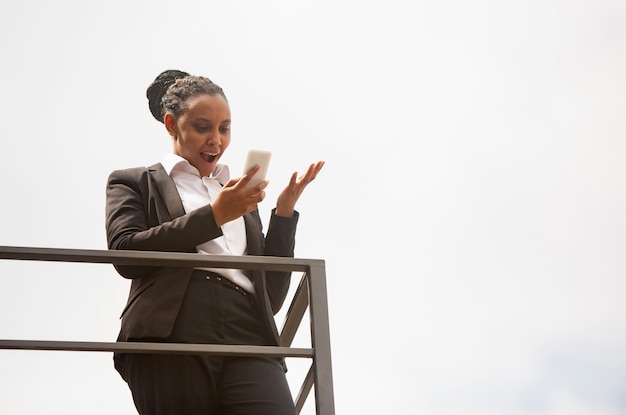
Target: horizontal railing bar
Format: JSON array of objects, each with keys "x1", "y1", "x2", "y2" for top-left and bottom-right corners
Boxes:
[
  {"x1": 0, "y1": 246, "x2": 325, "y2": 273},
  {"x1": 0, "y1": 339, "x2": 313, "y2": 358},
  {"x1": 0, "y1": 245, "x2": 334, "y2": 414}
]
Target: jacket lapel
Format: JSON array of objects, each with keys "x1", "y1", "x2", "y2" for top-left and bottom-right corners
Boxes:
[
  {"x1": 148, "y1": 163, "x2": 186, "y2": 220},
  {"x1": 243, "y1": 211, "x2": 266, "y2": 293},
  {"x1": 243, "y1": 212, "x2": 263, "y2": 255}
]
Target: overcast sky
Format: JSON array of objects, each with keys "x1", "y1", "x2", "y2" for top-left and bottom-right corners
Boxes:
[{"x1": 1, "y1": 1, "x2": 626, "y2": 414}]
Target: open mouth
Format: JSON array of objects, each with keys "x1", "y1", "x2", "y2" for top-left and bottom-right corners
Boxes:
[{"x1": 201, "y1": 152, "x2": 219, "y2": 163}]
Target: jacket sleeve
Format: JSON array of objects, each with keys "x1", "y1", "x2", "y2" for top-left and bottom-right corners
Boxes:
[
  {"x1": 263, "y1": 208, "x2": 299, "y2": 314},
  {"x1": 105, "y1": 168, "x2": 223, "y2": 278}
]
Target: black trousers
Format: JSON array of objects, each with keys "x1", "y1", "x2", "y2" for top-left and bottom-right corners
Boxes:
[{"x1": 117, "y1": 271, "x2": 296, "y2": 415}]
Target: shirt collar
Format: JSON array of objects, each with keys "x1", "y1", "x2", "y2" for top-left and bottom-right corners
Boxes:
[{"x1": 161, "y1": 153, "x2": 230, "y2": 185}]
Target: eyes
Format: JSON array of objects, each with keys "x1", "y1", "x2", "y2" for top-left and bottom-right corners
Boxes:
[{"x1": 195, "y1": 124, "x2": 231, "y2": 135}]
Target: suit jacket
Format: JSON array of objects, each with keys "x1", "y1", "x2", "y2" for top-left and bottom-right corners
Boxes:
[{"x1": 105, "y1": 162, "x2": 298, "y2": 346}]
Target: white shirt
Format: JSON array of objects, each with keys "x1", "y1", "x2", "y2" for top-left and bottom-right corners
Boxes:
[{"x1": 161, "y1": 153, "x2": 255, "y2": 294}]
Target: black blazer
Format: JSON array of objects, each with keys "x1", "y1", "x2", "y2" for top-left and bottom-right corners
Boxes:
[{"x1": 105, "y1": 163, "x2": 298, "y2": 345}]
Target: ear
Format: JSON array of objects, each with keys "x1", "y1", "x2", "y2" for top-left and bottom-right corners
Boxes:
[{"x1": 164, "y1": 113, "x2": 177, "y2": 138}]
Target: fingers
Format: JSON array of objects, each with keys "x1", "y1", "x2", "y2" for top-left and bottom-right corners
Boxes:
[
  {"x1": 230, "y1": 164, "x2": 269, "y2": 193},
  {"x1": 312, "y1": 160, "x2": 325, "y2": 178},
  {"x1": 246, "y1": 179, "x2": 268, "y2": 201},
  {"x1": 303, "y1": 161, "x2": 323, "y2": 182},
  {"x1": 248, "y1": 181, "x2": 269, "y2": 202},
  {"x1": 244, "y1": 161, "x2": 323, "y2": 189},
  {"x1": 212, "y1": 186, "x2": 266, "y2": 226},
  {"x1": 294, "y1": 161, "x2": 325, "y2": 186},
  {"x1": 236, "y1": 180, "x2": 268, "y2": 205},
  {"x1": 212, "y1": 166, "x2": 270, "y2": 226},
  {"x1": 222, "y1": 178, "x2": 240, "y2": 189},
  {"x1": 244, "y1": 163, "x2": 261, "y2": 177},
  {"x1": 239, "y1": 164, "x2": 261, "y2": 187},
  {"x1": 274, "y1": 161, "x2": 324, "y2": 216},
  {"x1": 310, "y1": 160, "x2": 325, "y2": 178},
  {"x1": 288, "y1": 171, "x2": 298, "y2": 186}
]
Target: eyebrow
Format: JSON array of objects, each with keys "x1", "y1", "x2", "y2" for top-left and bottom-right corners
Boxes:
[{"x1": 194, "y1": 117, "x2": 231, "y2": 124}]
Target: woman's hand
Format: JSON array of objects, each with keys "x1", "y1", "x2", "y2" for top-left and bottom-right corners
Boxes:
[
  {"x1": 275, "y1": 161, "x2": 325, "y2": 217},
  {"x1": 212, "y1": 165, "x2": 269, "y2": 226}
]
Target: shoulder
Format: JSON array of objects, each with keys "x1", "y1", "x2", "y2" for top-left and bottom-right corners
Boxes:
[{"x1": 107, "y1": 163, "x2": 164, "y2": 183}]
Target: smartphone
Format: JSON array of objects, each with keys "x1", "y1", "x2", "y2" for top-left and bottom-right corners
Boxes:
[{"x1": 243, "y1": 149, "x2": 272, "y2": 187}]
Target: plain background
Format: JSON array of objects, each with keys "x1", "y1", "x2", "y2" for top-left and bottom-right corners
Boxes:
[{"x1": 1, "y1": 1, "x2": 625, "y2": 414}]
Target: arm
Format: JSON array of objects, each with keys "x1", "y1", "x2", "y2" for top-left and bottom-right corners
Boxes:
[
  {"x1": 263, "y1": 161, "x2": 323, "y2": 312},
  {"x1": 263, "y1": 209, "x2": 299, "y2": 314},
  {"x1": 105, "y1": 168, "x2": 223, "y2": 278}
]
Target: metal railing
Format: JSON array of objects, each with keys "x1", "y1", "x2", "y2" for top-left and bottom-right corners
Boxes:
[{"x1": 0, "y1": 245, "x2": 335, "y2": 415}]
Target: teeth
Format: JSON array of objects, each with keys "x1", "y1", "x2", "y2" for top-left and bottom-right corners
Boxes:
[{"x1": 202, "y1": 152, "x2": 219, "y2": 162}]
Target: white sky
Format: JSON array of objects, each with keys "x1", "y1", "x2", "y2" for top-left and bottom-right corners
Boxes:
[{"x1": 1, "y1": 0, "x2": 626, "y2": 414}]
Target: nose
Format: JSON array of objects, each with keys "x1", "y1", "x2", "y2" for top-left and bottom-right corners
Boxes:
[{"x1": 206, "y1": 130, "x2": 222, "y2": 148}]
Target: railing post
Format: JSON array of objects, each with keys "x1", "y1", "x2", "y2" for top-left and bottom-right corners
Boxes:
[{"x1": 307, "y1": 261, "x2": 335, "y2": 415}]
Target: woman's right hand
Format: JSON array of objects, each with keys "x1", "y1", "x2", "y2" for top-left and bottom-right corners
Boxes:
[{"x1": 211, "y1": 165, "x2": 268, "y2": 227}]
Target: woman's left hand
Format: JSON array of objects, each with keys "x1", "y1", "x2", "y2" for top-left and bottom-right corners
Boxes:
[{"x1": 275, "y1": 161, "x2": 325, "y2": 217}]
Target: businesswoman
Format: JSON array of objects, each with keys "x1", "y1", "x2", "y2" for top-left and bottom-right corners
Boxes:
[{"x1": 105, "y1": 69, "x2": 323, "y2": 415}]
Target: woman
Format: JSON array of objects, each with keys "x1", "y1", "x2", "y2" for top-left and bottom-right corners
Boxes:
[{"x1": 105, "y1": 69, "x2": 323, "y2": 415}]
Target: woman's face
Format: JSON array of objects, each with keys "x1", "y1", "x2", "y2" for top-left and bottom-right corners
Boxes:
[{"x1": 166, "y1": 93, "x2": 231, "y2": 177}]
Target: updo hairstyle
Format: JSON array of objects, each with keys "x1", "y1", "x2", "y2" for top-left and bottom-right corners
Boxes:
[{"x1": 146, "y1": 69, "x2": 227, "y2": 123}]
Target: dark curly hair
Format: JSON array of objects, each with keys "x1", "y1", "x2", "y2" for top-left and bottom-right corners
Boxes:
[{"x1": 146, "y1": 70, "x2": 227, "y2": 123}]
